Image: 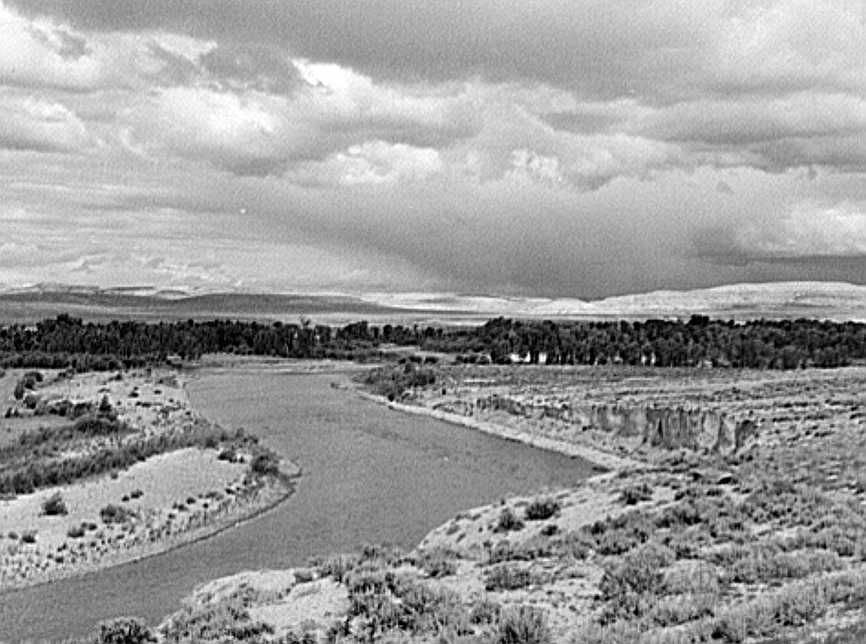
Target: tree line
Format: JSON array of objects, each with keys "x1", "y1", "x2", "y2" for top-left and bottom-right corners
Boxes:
[
  {"x1": 1, "y1": 313, "x2": 865, "y2": 370},
  {"x1": 426, "y1": 316, "x2": 865, "y2": 368}
]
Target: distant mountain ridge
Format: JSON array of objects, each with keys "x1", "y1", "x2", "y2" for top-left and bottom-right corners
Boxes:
[
  {"x1": 362, "y1": 281, "x2": 866, "y2": 320},
  {"x1": 2, "y1": 281, "x2": 866, "y2": 323}
]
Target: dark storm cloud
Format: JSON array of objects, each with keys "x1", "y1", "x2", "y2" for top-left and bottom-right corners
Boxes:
[
  {"x1": 2, "y1": 0, "x2": 866, "y2": 296},
  {"x1": 7, "y1": 0, "x2": 712, "y2": 98}
]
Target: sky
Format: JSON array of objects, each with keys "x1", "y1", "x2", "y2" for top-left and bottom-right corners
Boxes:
[{"x1": 1, "y1": 0, "x2": 866, "y2": 298}]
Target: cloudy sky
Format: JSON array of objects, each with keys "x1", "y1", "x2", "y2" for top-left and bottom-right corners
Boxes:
[{"x1": 1, "y1": 0, "x2": 866, "y2": 298}]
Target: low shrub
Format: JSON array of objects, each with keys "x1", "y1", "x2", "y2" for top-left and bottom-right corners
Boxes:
[
  {"x1": 469, "y1": 597, "x2": 502, "y2": 625},
  {"x1": 599, "y1": 542, "x2": 675, "y2": 622},
  {"x1": 217, "y1": 447, "x2": 237, "y2": 462},
  {"x1": 41, "y1": 492, "x2": 68, "y2": 516},
  {"x1": 713, "y1": 588, "x2": 824, "y2": 642},
  {"x1": 650, "y1": 592, "x2": 716, "y2": 627},
  {"x1": 549, "y1": 530, "x2": 593, "y2": 560},
  {"x1": 415, "y1": 547, "x2": 459, "y2": 578},
  {"x1": 584, "y1": 510, "x2": 655, "y2": 555},
  {"x1": 98, "y1": 395, "x2": 113, "y2": 415},
  {"x1": 488, "y1": 534, "x2": 557, "y2": 564},
  {"x1": 711, "y1": 544, "x2": 842, "y2": 584},
  {"x1": 346, "y1": 569, "x2": 468, "y2": 639},
  {"x1": 524, "y1": 497, "x2": 560, "y2": 521},
  {"x1": 67, "y1": 524, "x2": 86, "y2": 538},
  {"x1": 568, "y1": 621, "x2": 643, "y2": 644},
  {"x1": 496, "y1": 605, "x2": 552, "y2": 644},
  {"x1": 160, "y1": 596, "x2": 273, "y2": 643},
  {"x1": 742, "y1": 479, "x2": 830, "y2": 527},
  {"x1": 361, "y1": 364, "x2": 437, "y2": 400},
  {"x1": 494, "y1": 507, "x2": 525, "y2": 533},
  {"x1": 662, "y1": 562, "x2": 721, "y2": 596},
  {"x1": 93, "y1": 616, "x2": 156, "y2": 644},
  {"x1": 484, "y1": 563, "x2": 535, "y2": 591},
  {"x1": 250, "y1": 450, "x2": 280, "y2": 476},
  {"x1": 619, "y1": 482, "x2": 653, "y2": 505},
  {"x1": 315, "y1": 553, "x2": 360, "y2": 583},
  {"x1": 100, "y1": 504, "x2": 136, "y2": 524}
]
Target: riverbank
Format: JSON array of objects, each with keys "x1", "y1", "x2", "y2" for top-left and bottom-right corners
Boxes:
[
  {"x1": 0, "y1": 465, "x2": 297, "y2": 593},
  {"x1": 0, "y1": 367, "x2": 300, "y2": 593},
  {"x1": 149, "y1": 365, "x2": 866, "y2": 644},
  {"x1": 4, "y1": 365, "x2": 596, "y2": 642},
  {"x1": 355, "y1": 389, "x2": 638, "y2": 471}
]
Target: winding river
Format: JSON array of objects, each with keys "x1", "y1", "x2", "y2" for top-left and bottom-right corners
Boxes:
[{"x1": 1, "y1": 367, "x2": 595, "y2": 641}]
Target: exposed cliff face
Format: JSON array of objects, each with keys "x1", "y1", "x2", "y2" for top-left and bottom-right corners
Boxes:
[{"x1": 463, "y1": 394, "x2": 759, "y2": 454}]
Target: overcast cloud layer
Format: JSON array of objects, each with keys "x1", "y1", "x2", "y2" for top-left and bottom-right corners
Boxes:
[{"x1": 2, "y1": 0, "x2": 866, "y2": 297}]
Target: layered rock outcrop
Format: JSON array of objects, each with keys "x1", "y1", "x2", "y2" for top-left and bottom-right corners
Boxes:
[{"x1": 442, "y1": 393, "x2": 759, "y2": 454}]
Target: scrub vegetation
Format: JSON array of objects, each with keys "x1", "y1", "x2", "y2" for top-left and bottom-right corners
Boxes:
[{"x1": 107, "y1": 360, "x2": 866, "y2": 643}]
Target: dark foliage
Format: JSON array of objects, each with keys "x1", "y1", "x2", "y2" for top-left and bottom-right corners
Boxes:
[
  {"x1": 424, "y1": 316, "x2": 866, "y2": 368},
  {"x1": 619, "y1": 482, "x2": 654, "y2": 505},
  {"x1": 496, "y1": 605, "x2": 552, "y2": 644},
  {"x1": 92, "y1": 617, "x2": 156, "y2": 644},
  {"x1": 100, "y1": 503, "x2": 137, "y2": 524},
  {"x1": 0, "y1": 422, "x2": 246, "y2": 495},
  {"x1": 484, "y1": 564, "x2": 534, "y2": 591},
  {"x1": 494, "y1": 507, "x2": 525, "y2": 533},
  {"x1": 361, "y1": 363, "x2": 436, "y2": 400},
  {"x1": 250, "y1": 450, "x2": 280, "y2": 476},
  {"x1": 599, "y1": 543, "x2": 675, "y2": 622},
  {"x1": 524, "y1": 497, "x2": 560, "y2": 521},
  {"x1": 41, "y1": 492, "x2": 68, "y2": 516},
  {"x1": 3, "y1": 313, "x2": 866, "y2": 371}
]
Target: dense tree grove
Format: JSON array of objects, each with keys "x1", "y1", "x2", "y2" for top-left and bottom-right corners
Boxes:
[
  {"x1": 426, "y1": 316, "x2": 866, "y2": 368},
  {"x1": 2, "y1": 313, "x2": 866, "y2": 370},
  {"x1": 0, "y1": 314, "x2": 398, "y2": 369}
]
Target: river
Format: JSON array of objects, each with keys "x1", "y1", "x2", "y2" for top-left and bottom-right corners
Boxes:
[{"x1": 0, "y1": 367, "x2": 595, "y2": 641}]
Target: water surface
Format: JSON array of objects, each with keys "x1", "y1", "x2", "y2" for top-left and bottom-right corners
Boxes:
[{"x1": 1, "y1": 368, "x2": 594, "y2": 641}]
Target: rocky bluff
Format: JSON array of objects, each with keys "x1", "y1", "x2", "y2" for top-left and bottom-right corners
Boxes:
[{"x1": 442, "y1": 394, "x2": 759, "y2": 454}]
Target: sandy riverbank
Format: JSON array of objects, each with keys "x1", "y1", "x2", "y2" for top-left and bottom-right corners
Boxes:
[
  {"x1": 0, "y1": 367, "x2": 301, "y2": 592},
  {"x1": 354, "y1": 389, "x2": 640, "y2": 471}
]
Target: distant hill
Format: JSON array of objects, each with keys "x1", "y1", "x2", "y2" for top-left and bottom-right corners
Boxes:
[
  {"x1": 0, "y1": 285, "x2": 418, "y2": 325},
  {"x1": 363, "y1": 281, "x2": 866, "y2": 321},
  {"x1": 2, "y1": 281, "x2": 866, "y2": 325}
]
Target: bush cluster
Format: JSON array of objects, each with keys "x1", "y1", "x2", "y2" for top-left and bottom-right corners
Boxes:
[
  {"x1": 484, "y1": 563, "x2": 538, "y2": 591},
  {"x1": 494, "y1": 507, "x2": 525, "y2": 533},
  {"x1": 100, "y1": 504, "x2": 137, "y2": 524},
  {"x1": 361, "y1": 363, "x2": 436, "y2": 401},
  {"x1": 93, "y1": 617, "x2": 155, "y2": 644},
  {"x1": 0, "y1": 423, "x2": 246, "y2": 495},
  {"x1": 41, "y1": 492, "x2": 68, "y2": 516},
  {"x1": 345, "y1": 569, "x2": 467, "y2": 640},
  {"x1": 619, "y1": 482, "x2": 653, "y2": 505},
  {"x1": 524, "y1": 497, "x2": 560, "y2": 521}
]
